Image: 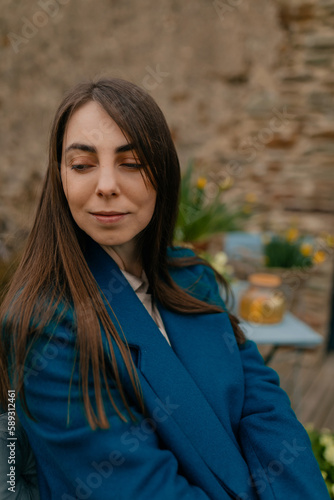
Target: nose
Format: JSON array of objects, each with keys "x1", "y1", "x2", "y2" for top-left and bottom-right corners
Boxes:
[{"x1": 95, "y1": 165, "x2": 120, "y2": 198}]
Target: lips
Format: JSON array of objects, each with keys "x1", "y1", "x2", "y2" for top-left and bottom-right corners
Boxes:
[
  {"x1": 91, "y1": 211, "x2": 127, "y2": 216},
  {"x1": 90, "y1": 211, "x2": 128, "y2": 224}
]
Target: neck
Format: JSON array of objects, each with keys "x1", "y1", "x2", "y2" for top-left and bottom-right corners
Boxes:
[{"x1": 101, "y1": 244, "x2": 143, "y2": 278}]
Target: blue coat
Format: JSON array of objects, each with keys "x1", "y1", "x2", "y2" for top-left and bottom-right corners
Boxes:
[{"x1": 15, "y1": 241, "x2": 329, "y2": 500}]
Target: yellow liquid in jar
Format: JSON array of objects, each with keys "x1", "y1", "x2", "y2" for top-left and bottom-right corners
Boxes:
[{"x1": 239, "y1": 290, "x2": 285, "y2": 324}]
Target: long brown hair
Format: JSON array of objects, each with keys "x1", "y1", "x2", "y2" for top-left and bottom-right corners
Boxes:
[{"x1": 0, "y1": 79, "x2": 245, "y2": 428}]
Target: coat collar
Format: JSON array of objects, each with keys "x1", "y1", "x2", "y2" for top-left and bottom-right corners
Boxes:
[{"x1": 83, "y1": 238, "x2": 254, "y2": 499}]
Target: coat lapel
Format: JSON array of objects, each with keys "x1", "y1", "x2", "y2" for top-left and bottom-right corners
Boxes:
[{"x1": 84, "y1": 239, "x2": 254, "y2": 499}]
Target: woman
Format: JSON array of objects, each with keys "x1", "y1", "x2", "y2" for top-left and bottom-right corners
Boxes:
[{"x1": 0, "y1": 79, "x2": 330, "y2": 499}]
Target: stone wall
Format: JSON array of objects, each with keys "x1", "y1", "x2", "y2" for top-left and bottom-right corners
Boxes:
[{"x1": 0, "y1": 0, "x2": 333, "y2": 257}]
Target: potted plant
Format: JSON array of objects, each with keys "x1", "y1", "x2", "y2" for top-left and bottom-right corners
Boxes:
[
  {"x1": 262, "y1": 228, "x2": 329, "y2": 309},
  {"x1": 264, "y1": 228, "x2": 326, "y2": 269},
  {"x1": 174, "y1": 161, "x2": 251, "y2": 247}
]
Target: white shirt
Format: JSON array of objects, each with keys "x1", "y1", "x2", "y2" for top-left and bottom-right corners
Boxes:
[{"x1": 120, "y1": 269, "x2": 172, "y2": 346}]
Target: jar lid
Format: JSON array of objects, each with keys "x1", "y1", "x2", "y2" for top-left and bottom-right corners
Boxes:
[{"x1": 248, "y1": 273, "x2": 282, "y2": 288}]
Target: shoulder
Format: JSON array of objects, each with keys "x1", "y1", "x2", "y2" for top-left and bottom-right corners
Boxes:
[
  {"x1": 166, "y1": 245, "x2": 214, "y2": 283},
  {"x1": 167, "y1": 245, "x2": 197, "y2": 260},
  {"x1": 166, "y1": 245, "x2": 225, "y2": 308}
]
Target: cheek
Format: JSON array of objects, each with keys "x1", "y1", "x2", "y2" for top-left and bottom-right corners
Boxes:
[
  {"x1": 132, "y1": 176, "x2": 156, "y2": 214},
  {"x1": 61, "y1": 174, "x2": 89, "y2": 210},
  {"x1": 60, "y1": 168, "x2": 79, "y2": 205},
  {"x1": 143, "y1": 199, "x2": 156, "y2": 228}
]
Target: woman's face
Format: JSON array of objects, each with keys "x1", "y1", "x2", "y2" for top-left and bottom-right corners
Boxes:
[{"x1": 60, "y1": 101, "x2": 156, "y2": 261}]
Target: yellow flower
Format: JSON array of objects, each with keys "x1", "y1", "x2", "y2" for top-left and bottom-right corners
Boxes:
[
  {"x1": 245, "y1": 192, "x2": 257, "y2": 204},
  {"x1": 286, "y1": 227, "x2": 299, "y2": 242},
  {"x1": 321, "y1": 470, "x2": 327, "y2": 480},
  {"x1": 196, "y1": 177, "x2": 207, "y2": 190},
  {"x1": 300, "y1": 243, "x2": 313, "y2": 257},
  {"x1": 313, "y1": 250, "x2": 327, "y2": 265}
]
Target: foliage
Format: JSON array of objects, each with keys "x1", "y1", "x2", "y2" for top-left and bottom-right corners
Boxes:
[
  {"x1": 307, "y1": 426, "x2": 334, "y2": 498},
  {"x1": 264, "y1": 228, "x2": 327, "y2": 269},
  {"x1": 174, "y1": 161, "x2": 252, "y2": 243}
]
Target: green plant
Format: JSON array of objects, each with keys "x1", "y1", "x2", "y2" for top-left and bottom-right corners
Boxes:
[
  {"x1": 307, "y1": 426, "x2": 334, "y2": 498},
  {"x1": 263, "y1": 228, "x2": 326, "y2": 269},
  {"x1": 174, "y1": 161, "x2": 250, "y2": 243}
]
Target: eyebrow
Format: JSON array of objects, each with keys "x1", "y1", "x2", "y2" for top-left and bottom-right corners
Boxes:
[
  {"x1": 115, "y1": 143, "x2": 136, "y2": 154},
  {"x1": 64, "y1": 142, "x2": 136, "y2": 155},
  {"x1": 65, "y1": 143, "x2": 97, "y2": 154}
]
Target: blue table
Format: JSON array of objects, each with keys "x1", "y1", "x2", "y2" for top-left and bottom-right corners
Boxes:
[{"x1": 238, "y1": 312, "x2": 323, "y2": 364}]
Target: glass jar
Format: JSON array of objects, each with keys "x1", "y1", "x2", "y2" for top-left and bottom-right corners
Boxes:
[{"x1": 239, "y1": 273, "x2": 286, "y2": 324}]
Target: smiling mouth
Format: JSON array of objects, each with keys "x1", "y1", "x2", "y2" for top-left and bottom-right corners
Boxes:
[
  {"x1": 91, "y1": 211, "x2": 127, "y2": 216},
  {"x1": 90, "y1": 212, "x2": 129, "y2": 224}
]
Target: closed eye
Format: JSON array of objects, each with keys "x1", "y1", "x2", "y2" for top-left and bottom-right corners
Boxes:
[
  {"x1": 121, "y1": 163, "x2": 143, "y2": 169},
  {"x1": 70, "y1": 164, "x2": 94, "y2": 171}
]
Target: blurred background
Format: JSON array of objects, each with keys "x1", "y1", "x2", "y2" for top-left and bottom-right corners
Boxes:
[{"x1": 1, "y1": 0, "x2": 334, "y2": 486}]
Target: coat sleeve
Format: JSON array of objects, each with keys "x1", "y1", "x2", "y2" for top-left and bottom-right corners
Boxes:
[
  {"x1": 16, "y1": 320, "x2": 212, "y2": 500},
  {"x1": 191, "y1": 262, "x2": 330, "y2": 499}
]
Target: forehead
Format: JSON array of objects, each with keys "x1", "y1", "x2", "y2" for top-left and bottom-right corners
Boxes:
[{"x1": 63, "y1": 100, "x2": 127, "y2": 148}]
